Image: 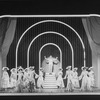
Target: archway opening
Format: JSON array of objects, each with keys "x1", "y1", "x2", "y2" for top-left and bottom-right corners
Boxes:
[{"x1": 40, "y1": 43, "x2": 61, "y2": 75}]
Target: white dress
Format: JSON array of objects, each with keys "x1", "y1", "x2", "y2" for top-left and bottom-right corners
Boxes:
[
  {"x1": 87, "y1": 70, "x2": 94, "y2": 91},
  {"x1": 79, "y1": 70, "x2": 89, "y2": 91},
  {"x1": 23, "y1": 71, "x2": 30, "y2": 87},
  {"x1": 37, "y1": 71, "x2": 44, "y2": 88},
  {"x1": 17, "y1": 72, "x2": 23, "y2": 85},
  {"x1": 28, "y1": 70, "x2": 36, "y2": 85},
  {"x1": 9, "y1": 72, "x2": 17, "y2": 88},
  {"x1": 2, "y1": 71, "x2": 10, "y2": 88},
  {"x1": 64, "y1": 70, "x2": 74, "y2": 91},
  {"x1": 56, "y1": 71, "x2": 65, "y2": 88},
  {"x1": 72, "y1": 71, "x2": 80, "y2": 88}
]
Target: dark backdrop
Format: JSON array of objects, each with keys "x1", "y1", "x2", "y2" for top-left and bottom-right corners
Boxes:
[{"x1": 7, "y1": 17, "x2": 92, "y2": 81}]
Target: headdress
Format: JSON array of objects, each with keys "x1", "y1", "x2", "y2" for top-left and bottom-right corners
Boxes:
[
  {"x1": 29, "y1": 66, "x2": 35, "y2": 70},
  {"x1": 2, "y1": 67, "x2": 9, "y2": 71},
  {"x1": 17, "y1": 66, "x2": 23, "y2": 71},
  {"x1": 88, "y1": 67, "x2": 93, "y2": 70},
  {"x1": 66, "y1": 66, "x2": 71, "y2": 69},
  {"x1": 74, "y1": 67, "x2": 78, "y2": 70},
  {"x1": 10, "y1": 68, "x2": 16, "y2": 72},
  {"x1": 81, "y1": 66, "x2": 88, "y2": 70},
  {"x1": 25, "y1": 67, "x2": 30, "y2": 71}
]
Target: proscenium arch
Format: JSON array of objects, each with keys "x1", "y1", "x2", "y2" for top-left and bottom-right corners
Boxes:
[
  {"x1": 39, "y1": 43, "x2": 62, "y2": 74},
  {"x1": 27, "y1": 31, "x2": 74, "y2": 69},
  {"x1": 16, "y1": 19, "x2": 86, "y2": 69}
]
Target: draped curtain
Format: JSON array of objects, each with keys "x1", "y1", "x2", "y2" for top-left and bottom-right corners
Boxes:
[
  {"x1": 0, "y1": 17, "x2": 17, "y2": 88},
  {"x1": 82, "y1": 16, "x2": 100, "y2": 87}
]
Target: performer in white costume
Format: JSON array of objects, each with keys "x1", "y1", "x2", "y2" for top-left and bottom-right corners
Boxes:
[
  {"x1": 56, "y1": 68, "x2": 65, "y2": 88},
  {"x1": 64, "y1": 66, "x2": 74, "y2": 91},
  {"x1": 28, "y1": 66, "x2": 38, "y2": 91},
  {"x1": 1, "y1": 67, "x2": 10, "y2": 89},
  {"x1": 79, "y1": 66, "x2": 89, "y2": 91},
  {"x1": 17, "y1": 66, "x2": 24, "y2": 85},
  {"x1": 72, "y1": 67, "x2": 80, "y2": 89},
  {"x1": 23, "y1": 67, "x2": 30, "y2": 88},
  {"x1": 29, "y1": 66, "x2": 35, "y2": 85},
  {"x1": 9, "y1": 68, "x2": 17, "y2": 88},
  {"x1": 87, "y1": 66, "x2": 95, "y2": 91},
  {"x1": 44, "y1": 55, "x2": 59, "y2": 74},
  {"x1": 37, "y1": 68, "x2": 44, "y2": 88},
  {"x1": 44, "y1": 55, "x2": 54, "y2": 73},
  {"x1": 17, "y1": 66, "x2": 24, "y2": 93}
]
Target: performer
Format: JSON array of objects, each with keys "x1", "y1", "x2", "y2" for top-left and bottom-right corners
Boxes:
[
  {"x1": 87, "y1": 66, "x2": 95, "y2": 91},
  {"x1": 63, "y1": 66, "x2": 74, "y2": 91},
  {"x1": 28, "y1": 66, "x2": 38, "y2": 92},
  {"x1": 79, "y1": 66, "x2": 89, "y2": 91},
  {"x1": 1, "y1": 67, "x2": 10, "y2": 90},
  {"x1": 37, "y1": 68, "x2": 44, "y2": 88},
  {"x1": 72, "y1": 67, "x2": 80, "y2": 89},
  {"x1": 23, "y1": 67, "x2": 30, "y2": 88},
  {"x1": 9, "y1": 68, "x2": 17, "y2": 88},
  {"x1": 17, "y1": 66, "x2": 24, "y2": 92},
  {"x1": 17, "y1": 66, "x2": 24, "y2": 83},
  {"x1": 56, "y1": 67, "x2": 65, "y2": 88},
  {"x1": 45, "y1": 56, "x2": 54, "y2": 74}
]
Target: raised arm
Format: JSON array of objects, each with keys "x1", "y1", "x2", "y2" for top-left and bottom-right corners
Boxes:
[
  {"x1": 63, "y1": 71, "x2": 68, "y2": 79},
  {"x1": 78, "y1": 71, "x2": 83, "y2": 80}
]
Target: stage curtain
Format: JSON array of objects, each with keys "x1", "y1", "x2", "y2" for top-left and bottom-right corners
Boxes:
[
  {"x1": 0, "y1": 17, "x2": 17, "y2": 88},
  {"x1": 82, "y1": 16, "x2": 100, "y2": 87}
]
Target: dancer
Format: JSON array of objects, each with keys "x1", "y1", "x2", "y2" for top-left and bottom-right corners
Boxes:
[
  {"x1": 37, "y1": 68, "x2": 44, "y2": 88},
  {"x1": 17, "y1": 66, "x2": 24, "y2": 84},
  {"x1": 72, "y1": 67, "x2": 80, "y2": 89},
  {"x1": 9, "y1": 68, "x2": 17, "y2": 88},
  {"x1": 17, "y1": 66, "x2": 24, "y2": 92},
  {"x1": 87, "y1": 66, "x2": 95, "y2": 91},
  {"x1": 28, "y1": 66, "x2": 37, "y2": 92},
  {"x1": 63, "y1": 66, "x2": 74, "y2": 91},
  {"x1": 1, "y1": 67, "x2": 10, "y2": 90},
  {"x1": 56, "y1": 67, "x2": 65, "y2": 88},
  {"x1": 79, "y1": 66, "x2": 89, "y2": 91},
  {"x1": 23, "y1": 67, "x2": 30, "y2": 89}
]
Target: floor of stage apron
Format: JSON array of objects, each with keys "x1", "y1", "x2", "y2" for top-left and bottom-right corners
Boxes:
[{"x1": 0, "y1": 87, "x2": 100, "y2": 94}]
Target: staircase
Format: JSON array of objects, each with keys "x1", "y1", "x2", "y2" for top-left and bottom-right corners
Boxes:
[{"x1": 43, "y1": 73, "x2": 57, "y2": 89}]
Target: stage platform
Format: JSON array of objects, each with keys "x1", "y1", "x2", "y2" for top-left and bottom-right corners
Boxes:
[{"x1": 0, "y1": 87, "x2": 100, "y2": 95}]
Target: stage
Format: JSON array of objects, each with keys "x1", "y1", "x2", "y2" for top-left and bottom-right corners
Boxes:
[{"x1": 0, "y1": 87, "x2": 99, "y2": 95}]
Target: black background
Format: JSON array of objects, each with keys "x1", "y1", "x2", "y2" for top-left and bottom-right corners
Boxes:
[{"x1": 0, "y1": 0, "x2": 99, "y2": 15}]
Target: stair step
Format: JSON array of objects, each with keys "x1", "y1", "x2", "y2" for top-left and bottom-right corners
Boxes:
[
  {"x1": 45, "y1": 76, "x2": 56, "y2": 78},
  {"x1": 45, "y1": 80, "x2": 56, "y2": 81},
  {"x1": 44, "y1": 80, "x2": 56, "y2": 83},
  {"x1": 43, "y1": 84, "x2": 57, "y2": 86},
  {"x1": 43, "y1": 73, "x2": 57, "y2": 89},
  {"x1": 43, "y1": 82, "x2": 56, "y2": 84},
  {"x1": 44, "y1": 80, "x2": 56, "y2": 81},
  {"x1": 43, "y1": 87, "x2": 57, "y2": 89},
  {"x1": 44, "y1": 81, "x2": 56, "y2": 82},
  {"x1": 43, "y1": 85, "x2": 57, "y2": 87},
  {"x1": 45, "y1": 78, "x2": 56, "y2": 80},
  {"x1": 45, "y1": 78, "x2": 56, "y2": 79}
]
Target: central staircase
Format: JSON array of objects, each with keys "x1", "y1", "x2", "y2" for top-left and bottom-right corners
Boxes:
[{"x1": 43, "y1": 73, "x2": 57, "y2": 89}]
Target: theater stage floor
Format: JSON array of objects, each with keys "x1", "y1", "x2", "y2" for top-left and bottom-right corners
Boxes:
[{"x1": 0, "y1": 87, "x2": 100, "y2": 95}]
